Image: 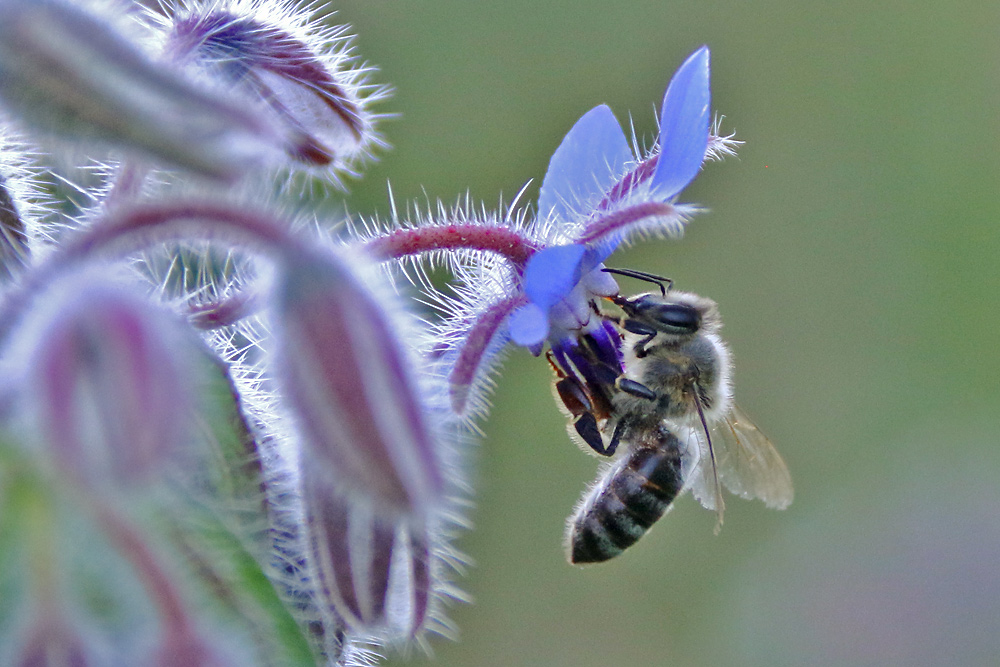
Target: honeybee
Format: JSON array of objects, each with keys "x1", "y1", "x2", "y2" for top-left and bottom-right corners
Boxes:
[{"x1": 554, "y1": 270, "x2": 794, "y2": 564}]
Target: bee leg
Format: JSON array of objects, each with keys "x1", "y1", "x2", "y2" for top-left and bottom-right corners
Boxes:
[
  {"x1": 616, "y1": 378, "x2": 658, "y2": 401},
  {"x1": 573, "y1": 413, "x2": 612, "y2": 456},
  {"x1": 555, "y1": 376, "x2": 613, "y2": 456},
  {"x1": 621, "y1": 319, "x2": 658, "y2": 358},
  {"x1": 622, "y1": 319, "x2": 657, "y2": 337},
  {"x1": 605, "y1": 420, "x2": 626, "y2": 456},
  {"x1": 555, "y1": 377, "x2": 592, "y2": 417}
]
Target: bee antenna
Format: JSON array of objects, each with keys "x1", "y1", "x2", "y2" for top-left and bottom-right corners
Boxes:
[
  {"x1": 602, "y1": 268, "x2": 673, "y2": 297},
  {"x1": 693, "y1": 390, "x2": 725, "y2": 533}
]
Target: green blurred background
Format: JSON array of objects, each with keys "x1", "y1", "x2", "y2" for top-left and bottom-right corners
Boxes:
[{"x1": 327, "y1": 1, "x2": 1000, "y2": 665}]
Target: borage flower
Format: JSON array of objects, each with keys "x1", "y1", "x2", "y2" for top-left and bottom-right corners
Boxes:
[{"x1": 363, "y1": 46, "x2": 736, "y2": 417}]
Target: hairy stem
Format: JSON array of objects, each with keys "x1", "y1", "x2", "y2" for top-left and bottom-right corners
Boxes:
[
  {"x1": 364, "y1": 224, "x2": 538, "y2": 268},
  {"x1": 576, "y1": 201, "x2": 679, "y2": 245},
  {"x1": 0, "y1": 200, "x2": 303, "y2": 340}
]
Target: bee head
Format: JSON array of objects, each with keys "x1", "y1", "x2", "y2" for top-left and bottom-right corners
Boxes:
[{"x1": 623, "y1": 291, "x2": 721, "y2": 337}]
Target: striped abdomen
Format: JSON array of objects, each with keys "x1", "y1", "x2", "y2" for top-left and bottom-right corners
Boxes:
[{"x1": 567, "y1": 428, "x2": 685, "y2": 564}]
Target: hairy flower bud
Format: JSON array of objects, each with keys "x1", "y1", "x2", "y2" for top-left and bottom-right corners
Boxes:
[
  {"x1": 0, "y1": 175, "x2": 28, "y2": 280},
  {"x1": 0, "y1": 0, "x2": 289, "y2": 179},
  {"x1": 163, "y1": 2, "x2": 379, "y2": 176},
  {"x1": 273, "y1": 249, "x2": 445, "y2": 518},
  {"x1": 303, "y1": 473, "x2": 396, "y2": 631},
  {"x1": 303, "y1": 468, "x2": 436, "y2": 637},
  {"x1": 12, "y1": 271, "x2": 198, "y2": 492},
  {"x1": 13, "y1": 613, "x2": 95, "y2": 667}
]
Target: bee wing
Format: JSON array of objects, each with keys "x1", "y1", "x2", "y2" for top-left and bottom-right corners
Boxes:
[
  {"x1": 678, "y1": 422, "x2": 725, "y2": 529},
  {"x1": 711, "y1": 405, "x2": 794, "y2": 510}
]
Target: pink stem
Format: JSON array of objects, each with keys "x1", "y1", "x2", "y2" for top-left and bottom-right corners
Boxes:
[
  {"x1": 364, "y1": 224, "x2": 538, "y2": 269},
  {"x1": 187, "y1": 289, "x2": 260, "y2": 330},
  {"x1": 0, "y1": 200, "x2": 303, "y2": 340},
  {"x1": 61, "y1": 201, "x2": 303, "y2": 261},
  {"x1": 448, "y1": 293, "x2": 527, "y2": 413},
  {"x1": 575, "y1": 201, "x2": 678, "y2": 245},
  {"x1": 592, "y1": 132, "x2": 726, "y2": 213},
  {"x1": 596, "y1": 156, "x2": 659, "y2": 212}
]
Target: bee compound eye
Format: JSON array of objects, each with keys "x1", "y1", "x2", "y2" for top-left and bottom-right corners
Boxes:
[{"x1": 646, "y1": 303, "x2": 700, "y2": 334}]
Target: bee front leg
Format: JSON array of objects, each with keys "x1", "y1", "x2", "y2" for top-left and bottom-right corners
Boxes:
[
  {"x1": 616, "y1": 378, "x2": 658, "y2": 401},
  {"x1": 621, "y1": 318, "x2": 658, "y2": 358}
]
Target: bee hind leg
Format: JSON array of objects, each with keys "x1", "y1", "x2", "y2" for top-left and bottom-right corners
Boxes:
[{"x1": 574, "y1": 413, "x2": 613, "y2": 456}]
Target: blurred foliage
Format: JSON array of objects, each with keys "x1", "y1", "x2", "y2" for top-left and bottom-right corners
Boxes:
[
  {"x1": 320, "y1": 1, "x2": 1000, "y2": 665},
  {"x1": 0, "y1": 356, "x2": 317, "y2": 665}
]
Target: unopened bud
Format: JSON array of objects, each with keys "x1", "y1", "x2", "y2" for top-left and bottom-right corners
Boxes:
[
  {"x1": 0, "y1": 0, "x2": 288, "y2": 179},
  {"x1": 14, "y1": 612, "x2": 95, "y2": 667},
  {"x1": 303, "y1": 469, "x2": 437, "y2": 637},
  {"x1": 303, "y1": 473, "x2": 396, "y2": 631},
  {"x1": 13, "y1": 271, "x2": 198, "y2": 492},
  {"x1": 393, "y1": 525, "x2": 434, "y2": 637},
  {"x1": 273, "y1": 249, "x2": 445, "y2": 517},
  {"x1": 0, "y1": 172, "x2": 29, "y2": 280},
  {"x1": 166, "y1": 6, "x2": 375, "y2": 172}
]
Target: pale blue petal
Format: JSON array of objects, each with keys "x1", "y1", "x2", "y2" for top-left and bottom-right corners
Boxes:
[
  {"x1": 523, "y1": 244, "x2": 586, "y2": 309},
  {"x1": 508, "y1": 303, "x2": 549, "y2": 347},
  {"x1": 582, "y1": 241, "x2": 616, "y2": 270},
  {"x1": 538, "y1": 104, "x2": 633, "y2": 223},
  {"x1": 651, "y1": 46, "x2": 711, "y2": 200}
]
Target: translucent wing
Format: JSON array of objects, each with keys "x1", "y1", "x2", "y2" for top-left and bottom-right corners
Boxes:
[
  {"x1": 680, "y1": 421, "x2": 724, "y2": 525},
  {"x1": 711, "y1": 404, "x2": 794, "y2": 510}
]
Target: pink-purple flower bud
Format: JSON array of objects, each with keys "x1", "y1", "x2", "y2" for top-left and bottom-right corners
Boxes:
[
  {"x1": 273, "y1": 249, "x2": 445, "y2": 518},
  {"x1": 0, "y1": 172, "x2": 28, "y2": 280},
  {"x1": 303, "y1": 473, "x2": 396, "y2": 630},
  {"x1": 14, "y1": 272, "x2": 197, "y2": 492},
  {"x1": 13, "y1": 613, "x2": 95, "y2": 667},
  {"x1": 164, "y1": 5, "x2": 376, "y2": 173},
  {"x1": 0, "y1": 0, "x2": 289, "y2": 179},
  {"x1": 303, "y1": 468, "x2": 436, "y2": 637}
]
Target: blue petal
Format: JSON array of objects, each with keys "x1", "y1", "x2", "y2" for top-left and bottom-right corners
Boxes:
[
  {"x1": 582, "y1": 240, "x2": 616, "y2": 269},
  {"x1": 538, "y1": 104, "x2": 633, "y2": 223},
  {"x1": 523, "y1": 244, "x2": 586, "y2": 309},
  {"x1": 508, "y1": 303, "x2": 550, "y2": 347},
  {"x1": 651, "y1": 46, "x2": 711, "y2": 200}
]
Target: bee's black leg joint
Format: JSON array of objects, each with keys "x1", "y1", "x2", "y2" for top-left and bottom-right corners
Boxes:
[
  {"x1": 617, "y1": 378, "x2": 658, "y2": 401},
  {"x1": 606, "y1": 420, "x2": 625, "y2": 457},
  {"x1": 621, "y1": 319, "x2": 658, "y2": 357},
  {"x1": 622, "y1": 319, "x2": 657, "y2": 337},
  {"x1": 574, "y1": 413, "x2": 609, "y2": 456},
  {"x1": 635, "y1": 334, "x2": 656, "y2": 358}
]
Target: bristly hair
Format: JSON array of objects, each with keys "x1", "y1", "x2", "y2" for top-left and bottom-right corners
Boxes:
[
  {"x1": 144, "y1": 0, "x2": 391, "y2": 189},
  {"x1": 0, "y1": 128, "x2": 52, "y2": 280}
]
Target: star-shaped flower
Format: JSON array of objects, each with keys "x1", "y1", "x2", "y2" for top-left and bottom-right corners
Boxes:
[
  {"x1": 508, "y1": 45, "x2": 713, "y2": 349},
  {"x1": 373, "y1": 46, "x2": 736, "y2": 415}
]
